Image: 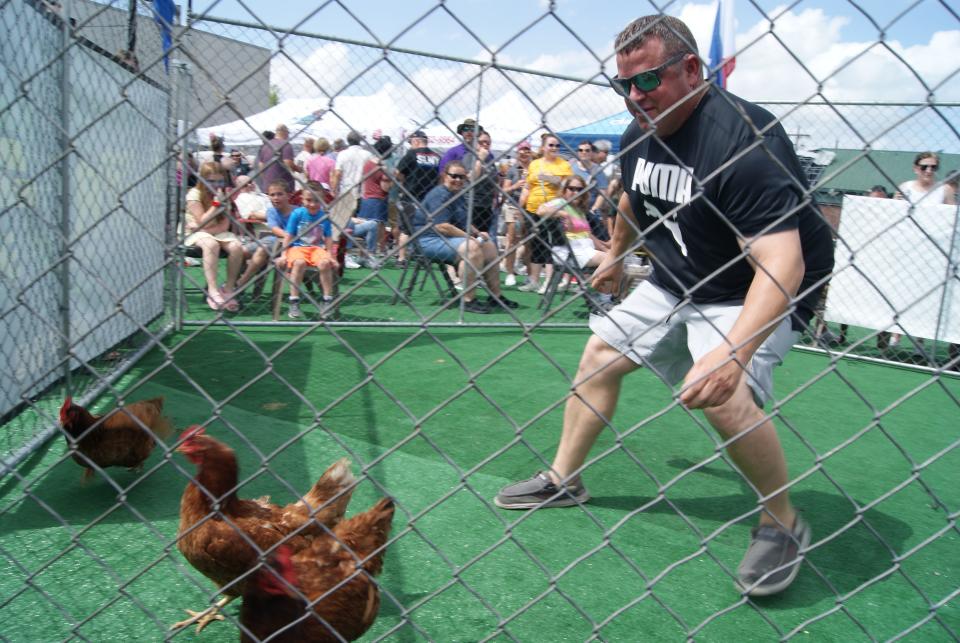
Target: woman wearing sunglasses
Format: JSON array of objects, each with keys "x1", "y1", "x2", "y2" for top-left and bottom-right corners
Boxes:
[
  {"x1": 413, "y1": 161, "x2": 519, "y2": 313},
  {"x1": 537, "y1": 176, "x2": 611, "y2": 292},
  {"x1": 519, "y1": 134, "x2": 573, "y2": 293},
  {"x1": 895, "y1": 151, "x2": 956, "y2": 205}
]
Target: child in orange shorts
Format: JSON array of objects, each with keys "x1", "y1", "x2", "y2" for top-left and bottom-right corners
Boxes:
[{"x1": 282, "y1": 181, "x2": 337, "y2": 318}]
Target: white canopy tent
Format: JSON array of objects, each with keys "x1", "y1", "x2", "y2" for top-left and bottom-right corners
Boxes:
[
  {"x1": 195, "y1": 92, "x2": 414, "y2": 149},
  {"x1": 417, "y1": 92, "x2": 545, "y2": 152},
  {"x1": 196, "y1": 91, "x2": 545, "y2": 154}
]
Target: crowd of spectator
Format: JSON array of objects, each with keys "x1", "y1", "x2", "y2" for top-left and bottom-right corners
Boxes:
[{"x1": 181, "y1": 119, "x2": 624, "y2": 318}]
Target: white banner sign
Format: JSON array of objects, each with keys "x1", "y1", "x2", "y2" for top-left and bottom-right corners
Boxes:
[{"x1": 825, "y1": 195, "x2": 960, "y2": 343}]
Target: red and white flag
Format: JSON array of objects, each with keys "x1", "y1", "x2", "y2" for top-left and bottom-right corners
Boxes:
[{"x1": 709, "y1": 0, "x2": 736, "y2": 88}]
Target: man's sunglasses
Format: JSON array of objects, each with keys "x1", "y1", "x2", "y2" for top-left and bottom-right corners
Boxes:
[
  {"x1": 610, "y1": 51, "x2": 688, "y2": 96},
  {"x1": 917, "y1": 163, "x2": 939, "y2": 172},
  {"x1": 446, "y1": 172, "x2": 467, "y2": 180}
]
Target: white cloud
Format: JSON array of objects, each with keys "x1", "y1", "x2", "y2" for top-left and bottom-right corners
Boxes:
[
  {"x1": 263, "y1": 3, "x2": 959, "y2": 151},
  {"x1": 269, "y1": 42, "x2": 354, "y2": 100},
  {"x1": 727, "y1": 7, "x2": 960, "y2": 103}
]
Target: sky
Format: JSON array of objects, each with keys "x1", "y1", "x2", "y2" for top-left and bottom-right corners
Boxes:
[{"x1": 183, "y1": 0, "x2": 960, "y2": 151}]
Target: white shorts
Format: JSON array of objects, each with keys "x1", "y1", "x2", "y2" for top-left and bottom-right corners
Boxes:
[
  {"x1": 589, "y1": 280, "x2": 798, "y2": 407},
  {"x1": 551, "y1": 237, "x2": 600, "y2": 269},
  {"x1": 184, "y1": 230, "x2": 240, "y2": 246}
]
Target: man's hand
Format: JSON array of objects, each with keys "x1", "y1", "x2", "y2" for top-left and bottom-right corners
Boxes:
[
  {"x1": 679, "y1": 345, "x2": 744, "y2": 409},
  {"x1": 590, "y1": 255, "x2": 624, "y2": 294}
]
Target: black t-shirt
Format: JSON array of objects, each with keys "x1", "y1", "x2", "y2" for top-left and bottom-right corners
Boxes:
[
  {"x1": 397, "y1": 147, "x2": 441, "y2": 202},
  {"x1": 472, "y1": 156, "x2": 499, "y2": 212},
  {"x1": 619, "y1": 86, "x2": 834, "y2": 328}
]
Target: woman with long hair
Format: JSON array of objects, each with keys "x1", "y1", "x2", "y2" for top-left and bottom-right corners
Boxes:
[
  {"x1": 184, "y1": 161, "x2": 245, "y2": 311},
  {"x1": 519, "y1": 133, "x2": 572, "y2": 293},
  {"x1": 537, "y1": 175, "x2": 609, "y2": 274}
]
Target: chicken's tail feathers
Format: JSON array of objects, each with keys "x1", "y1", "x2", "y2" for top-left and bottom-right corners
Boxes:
[
  {"x1": 141, "y1": 396, "x2": 165, "y2": 411},
  {"x1": 302, "y1": 458, "x2": 357, "y2": 523},
  {"x1": 336, "y1": 497, "x2": 396, "y2": 576}
]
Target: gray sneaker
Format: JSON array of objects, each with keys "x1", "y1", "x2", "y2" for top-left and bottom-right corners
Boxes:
[
  {"x1": 736, "y1": 515, "x2": 811, "y2": 597},
  {"x1": 320, "y1": 298, "x2": 335, "y2": 318},
  {"x1": 287, "y1": 301, "x2": 302, "y2": 319},
  {"x1": 494, "y1": 472, "x2": 590, "y2": 509}
]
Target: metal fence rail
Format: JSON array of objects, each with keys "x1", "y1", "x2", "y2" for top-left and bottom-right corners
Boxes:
[{"x1": 1, "y1": 0, "x2": 959, "y2": 640}]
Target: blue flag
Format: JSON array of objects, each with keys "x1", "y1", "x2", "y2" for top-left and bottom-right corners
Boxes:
[{"x1": 152, "y1": 0, "x2": 175, "y2": 73}]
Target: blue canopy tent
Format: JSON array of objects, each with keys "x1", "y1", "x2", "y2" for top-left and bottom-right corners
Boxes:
[{"x1": 557, "y1": 111, "x2": 633, "y2": 154}]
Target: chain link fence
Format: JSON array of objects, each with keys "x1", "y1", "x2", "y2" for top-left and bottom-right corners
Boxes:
[{"x1": 2, "y1": 0, "x2": 959, "y2": 640}]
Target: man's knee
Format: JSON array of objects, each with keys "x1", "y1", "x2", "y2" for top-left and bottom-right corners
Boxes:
[
  {"x1": 463, "y1": 246, "x2": 484, "y2": 266},
  {"x1": 577, "y1": 335, "x2": 635, "y2": 381},
  {"x1": 703, "y1": 382, "x2": 763, "y2": 438}
]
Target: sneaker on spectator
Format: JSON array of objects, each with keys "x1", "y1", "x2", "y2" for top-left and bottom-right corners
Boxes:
[
  {"x1": 517, "y1": 279, "x2": 540, "y2": 292},
  {"x1": 505, "y1": 274, "x2": 517, "y2": 287},
  {"x1": 489, "y1": 293, "x2": 519, "y2": 309},
  {"x1": 494, "y1": 472, "x2": 590, "y2": 509},
  {"x1": 537, "y1": 281, "x2": 548, "y2": 295},
  {"x1": 515, "y1": 263, "x2": 528, "y2": 276},
  {"x1": 287, "y1": 300, "x2": 303, "y2": 319},
  {"x1": 736, "y1": 516, "x2": 811, "y2": 597},
  {"x1": 462, "y1": 299, "x2": 490, "y2": 314},
  {"x1": 343, "y1": 254, "x2": 361, "y2": 270},
  {"x1": 320, "y1": 297, "x2": 335, "y2": 318}
]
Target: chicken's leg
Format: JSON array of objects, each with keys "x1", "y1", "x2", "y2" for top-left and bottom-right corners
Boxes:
[{"x1": 170, "y1": 595, "x2": 234, "y2": 633}]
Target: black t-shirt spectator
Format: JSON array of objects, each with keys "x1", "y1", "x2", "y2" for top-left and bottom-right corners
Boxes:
[
  {"x1": 619, "y1": 86, "x2": 834, "y2": 329},
  {"x1": 397, "y1": 148, "x2": 441, "y2": 202}
]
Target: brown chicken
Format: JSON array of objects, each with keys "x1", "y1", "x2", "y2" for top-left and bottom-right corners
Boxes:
[
  {"x1": 59, "y1": 396, "x2": 173, "y2": 481},
  {"x1": 173, "y1": 425, "x2": 357, "y2": 633},
  {"x1": 240, "y1": 497, "x2": 396, "y2": 642}
]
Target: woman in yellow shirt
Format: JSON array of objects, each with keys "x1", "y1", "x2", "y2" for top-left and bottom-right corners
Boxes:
[{"x1": 519, "y1": 134, "x2": 573, "y2": 292}]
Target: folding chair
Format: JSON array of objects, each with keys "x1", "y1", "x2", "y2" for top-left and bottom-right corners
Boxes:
[
  {"x1": 391, "y1": 236, "x2": 458, "y2": 305},
  {"x1": 539, "y1": 247, "x2": 595, "y2": 313}
]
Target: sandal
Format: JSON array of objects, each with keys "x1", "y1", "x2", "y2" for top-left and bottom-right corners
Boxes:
[
  {"x1": 206, "y1": 289, "x2": 224, "y2": 311},
  {"x1": 219, "y1": 285, "x2": 240, "y2": 313}
]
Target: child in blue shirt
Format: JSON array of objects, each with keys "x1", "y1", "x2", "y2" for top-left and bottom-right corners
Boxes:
[{"x1": 283, "y1": 181, "x2": 337, "y2": 318}]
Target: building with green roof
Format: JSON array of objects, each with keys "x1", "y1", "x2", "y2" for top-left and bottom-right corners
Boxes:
[{"x1": 811, "y1": 149, "x2": 960, "y2": 206}]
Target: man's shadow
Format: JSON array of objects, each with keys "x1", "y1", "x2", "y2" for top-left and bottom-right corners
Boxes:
[{"x1": 589, "y1": 457, "x2": 918, "y2": 606}]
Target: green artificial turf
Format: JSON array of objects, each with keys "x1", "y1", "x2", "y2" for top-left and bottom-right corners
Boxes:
[{"x1": 1, "y1": 264, "x2": 958, "y2": 641}]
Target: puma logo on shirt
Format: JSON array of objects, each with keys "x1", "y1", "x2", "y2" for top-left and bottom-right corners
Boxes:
[{"x1": 631, "y1": 158, "x2": 694, "y2": 206}]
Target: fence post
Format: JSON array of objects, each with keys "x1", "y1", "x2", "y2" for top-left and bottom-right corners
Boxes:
[
  {"x1": 172, "y1": 59, "x2": 192, "y2": 331},
  {"x1": 58, "y1": 0, "x2": 74, "y2": 397}
]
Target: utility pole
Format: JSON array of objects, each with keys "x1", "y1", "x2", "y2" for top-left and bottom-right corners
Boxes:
[{"x1": 787, "y1": 129, "x2": 810, "y2": 149}]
